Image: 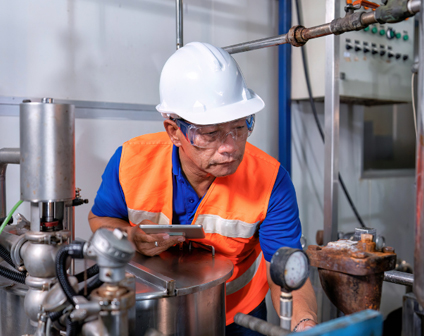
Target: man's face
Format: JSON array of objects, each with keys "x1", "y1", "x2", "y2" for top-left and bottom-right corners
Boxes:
[{"x1": 169, "y1": 118, "x2": 249, "y2": 178}]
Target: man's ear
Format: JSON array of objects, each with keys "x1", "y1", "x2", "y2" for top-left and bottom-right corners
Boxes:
[{"x1": 164, "y1": 119, "x2": 183, "y2": 147}]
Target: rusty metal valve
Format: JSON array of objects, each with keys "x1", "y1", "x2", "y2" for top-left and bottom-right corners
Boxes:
[{"x1": 306, "y1": 233, "x2": 396, "y2": 314}]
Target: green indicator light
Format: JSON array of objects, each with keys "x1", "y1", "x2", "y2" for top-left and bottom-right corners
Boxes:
[
  {"x1": 364, "y1": 26, "x2": 370, "y2": 32},
  {"x1": 403, "y1": 35, "x2": 409, "y2": 41},
  {"x1": 396, "y1": 32, "x2": 401, "y2": 39},
  {"x1": 371, "y1": 27, "x2": 378, "y2": 34},
  {"x1": 379, "y1": 29, "x2": 385, "y2": 36},
  {"x1": 389, "y1": 30, "x2": 395, "y2": 38}
]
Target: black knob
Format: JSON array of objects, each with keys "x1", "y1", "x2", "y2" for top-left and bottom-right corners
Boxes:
[
  {"x1": 386, "y1": 28, "x2": 395, "y2": 40},
  {"x1": 346, "y1": 44, "x2": 353, "y2": 50},
  {"x1": 380, "y1": 50, "x2": 386, "y2": 56},
  {"x1": 388, "y1": 52, "x2": 394, "y2": 58},
  {"x1": 355, "y1": 45, "x2": 362, "y2": 52},
  {"x1": 363, "y1": 46, "x2": 370, "y2": 53},
  {"x1": 395, "y1": 53, "x2": 401, "y2": 59},
  {"x1": 403, "y1": 55, "x2": 409, "y2": 61},
  {"x1": 372, "y1": 48, "x2": 378, "y2": 55}
]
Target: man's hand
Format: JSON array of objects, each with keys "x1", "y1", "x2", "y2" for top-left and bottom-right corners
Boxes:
[
  {"x1": 128, "y1": 220, "x2": 185, "y2": 256},
  {"x1": 88, "y1": 212, "x2": 185, "y2": 257}
]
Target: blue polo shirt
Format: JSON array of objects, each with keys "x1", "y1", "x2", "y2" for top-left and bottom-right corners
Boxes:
[{"x1": 91, "y1": 146, "x2": 302, "y2": 262}]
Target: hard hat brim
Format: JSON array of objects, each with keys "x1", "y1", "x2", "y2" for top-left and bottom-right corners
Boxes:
[{"x1": 156, "y1": 92, "x2": 265, "y2": 125}]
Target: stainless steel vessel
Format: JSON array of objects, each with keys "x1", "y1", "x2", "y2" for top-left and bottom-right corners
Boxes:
[{"x1": 127, "y1": 246, "x2": 233, "y2": 336}]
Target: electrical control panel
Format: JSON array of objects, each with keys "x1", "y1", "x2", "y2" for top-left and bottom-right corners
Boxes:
[{"x1": 291, "y1": 0, "x2": 415, "y2": 104}]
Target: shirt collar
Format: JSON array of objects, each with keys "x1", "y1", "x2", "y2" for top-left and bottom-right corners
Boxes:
[{"x1": 172, "y1": 145, "x2": 182, "y2": 177}]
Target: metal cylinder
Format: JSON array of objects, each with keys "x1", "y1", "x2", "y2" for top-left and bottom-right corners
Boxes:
[
  {"x1": 20, "y1": 99, "x2": 75, "y2": 202},
  {"x1": 279, "y1": 292, "x2": 292, "y2": 331},
  {"x1": 415, "y1": 0, "x2": 424, "y2": 310},
  {"x1": 176, "y1": 0, "x2": 183, "y2": 49}
]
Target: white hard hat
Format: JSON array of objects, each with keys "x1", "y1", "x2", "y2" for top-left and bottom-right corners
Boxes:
[{"x1": 156, "y1": 42, "x2": 265, "y2": 125}]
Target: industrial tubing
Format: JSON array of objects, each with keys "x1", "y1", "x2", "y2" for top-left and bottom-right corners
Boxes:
[
  {"x1": 234, "y1": 313, "x2": 290, "y2": 336},
  {"x1": 223, "y1": 0, "x2": 420, "y2": 54},
  {"x1": 0, "y1": 264, "x2": 26, "y2": 283},
  {"x1": 56, "y1": 242, "x2": 86, "y2": 306},
  {"x1": 66, "y1": 316, "x2": 79, "y2": 336},
  {"x1": 75, "y1": 264, "x2": 99, "y2": 283},
  {"x1": 0, "y1": 243, "x2": 17, "y2": 268}
]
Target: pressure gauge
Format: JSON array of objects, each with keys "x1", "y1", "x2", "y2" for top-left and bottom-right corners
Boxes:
[{"x1": 270, "y1": 247, "x2": 310, "y2": 292}]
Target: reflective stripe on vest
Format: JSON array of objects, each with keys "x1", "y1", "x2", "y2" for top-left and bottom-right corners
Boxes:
[
  {"x1": 128, "y1": 208, "x2": 170, "y2": 225},
  {"x1": 197, "y1": 214, "x2": 260, "y2": 239},
  {"x1": 226, "y1": 252, "x2": 262, "y2": 295}
]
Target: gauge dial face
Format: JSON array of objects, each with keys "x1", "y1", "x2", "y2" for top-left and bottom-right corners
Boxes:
[{"x1": 284, "y1": 251, "x2": 308, "y2": 289}]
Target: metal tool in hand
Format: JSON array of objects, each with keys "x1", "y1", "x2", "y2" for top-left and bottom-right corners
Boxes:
[{"x1": 270, "y1": 247, "x2": 310, "y2": 330}]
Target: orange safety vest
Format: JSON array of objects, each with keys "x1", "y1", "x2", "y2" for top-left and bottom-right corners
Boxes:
[{"x1": 119, "y1": 132, "x2": 280, "y2": 325}]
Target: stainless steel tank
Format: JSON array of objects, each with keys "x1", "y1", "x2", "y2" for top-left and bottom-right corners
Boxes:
[
  {"x1": 127, "y1": 246, "x2": 233, "y2": 336},
  {"x1": 20, "y1": 98, "x2": 75, "y2": 202}
]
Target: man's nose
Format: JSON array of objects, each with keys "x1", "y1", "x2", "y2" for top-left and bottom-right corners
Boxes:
[{"x1": 217, "y1": 131, "x2": 238, "y2": 154}]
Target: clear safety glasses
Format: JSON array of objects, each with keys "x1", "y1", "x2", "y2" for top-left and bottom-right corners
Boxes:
[{"x1": 174, "y1": 115, "x2": 255, "y2": 149}]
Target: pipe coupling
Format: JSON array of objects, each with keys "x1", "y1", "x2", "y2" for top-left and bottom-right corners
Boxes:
[
  {"x1": 331, "y1": 12, "x2": 367, "y2": 35},
  {"x1": 287, "y1": 25, "x2": 307, "y2": 47}
]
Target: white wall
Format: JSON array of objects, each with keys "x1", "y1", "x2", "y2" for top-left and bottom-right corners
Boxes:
[
  {"x1": 0, "y1": 0, "x2": 279, "y2": 240},
  {"x1": 292, "y1": 100, "x2": 416, "y2": 317}
]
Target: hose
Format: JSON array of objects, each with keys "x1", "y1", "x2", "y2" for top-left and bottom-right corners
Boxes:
[
  {"x1": 48, "y1": 310, "x2": 65, "y2": 322},
  {"x1": 0, "y1": 244, "x2": 17, "y2": 269},
  {"x1": 56, "y1": 242, "x2": 85, "y2": 306},
  {"x1": 66, "y1": 316, "x2": 79, "y2": 336},
  {"x1": 295, "y1": 0, "x2": 366, "y2": 228},
  {"x1": 75, "y1": 264, "x2": 99, "y2": 283},
  {"x1": 0, "y1": 264, "x2": 26, "y2": 283},
  {"x1": 78, "y1": 275, "x2": 103, "y2": 296},
  {"x1": 0, "y1": 199, "x2": 23, "y2": 235}
]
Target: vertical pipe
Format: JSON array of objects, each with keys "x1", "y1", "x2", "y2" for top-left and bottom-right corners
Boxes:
[
  {"x1": 323, "y1": 0, "x2": 340, "y2": 245},
  {"x1": 322, "y1": 0, "x2": 340, "y2": 322},
  {"x1": 0, "y1": 148, "x2": 20, "y2": 218},
  {"x1": 278, "y1": 0, "x2": 292, "y2": 175},
  {"x1": 414, "y1": 0, "x2": 424, "y2": 309},
  {"x1": 176, "y1": 0, "x2": 183, "y2": 49}
]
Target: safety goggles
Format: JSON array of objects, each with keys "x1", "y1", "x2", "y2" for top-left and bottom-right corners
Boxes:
[{"x1": 174, "y1": 115, "x2": 255, "y2": 149}]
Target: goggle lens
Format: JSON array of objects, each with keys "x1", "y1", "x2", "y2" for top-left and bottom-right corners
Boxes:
[{"x1": 175, "y1": 115, "x2": 255, "y2": 149}]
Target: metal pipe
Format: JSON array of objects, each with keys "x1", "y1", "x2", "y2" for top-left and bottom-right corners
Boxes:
[
  {"x1": 223, "y1": 34, "x2": 288, "y2": 55},
  {"x1": 234, "y1": 313, "x2": 290, "y2": 336},
  {"x1": 0, "y1": 148, "x2": 20, "y2": 218},
  {"x1": 223, "y1": 2, "x2": 420, "y2": 55},
  {"x1": 323, "y1": 0, "x2": 340, "y2": 245},
  {"x1": 301, "y1": 23, "x2": 332, "y2": 40},
  {"x1": 408, "y1": 0, "x2": 421, "y2": 14},
  {"x1": 278, "y1": 0, "x2": 292, "y2": 175},
  {"x1": 384, "y1": 270, "x2": 414, "y2": 286},
  {"x1": 415, "y1": 0, "x2": 424, "y2": 310},
  {"x1": 176, "y1": 0, "x2": 183, "y2": 49}
]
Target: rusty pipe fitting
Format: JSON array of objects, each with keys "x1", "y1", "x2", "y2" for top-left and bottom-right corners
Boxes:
[
  {"x1": 306, "y1": 237, "x2": 396, "y2": 314},
  {"x1": 286, "y1": 25, "x2": 308, "y2": 47}
]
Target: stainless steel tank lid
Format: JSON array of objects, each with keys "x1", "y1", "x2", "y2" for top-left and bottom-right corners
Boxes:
[{"x1": 126, "y1": 246, "x2": 233, "y2": 299}]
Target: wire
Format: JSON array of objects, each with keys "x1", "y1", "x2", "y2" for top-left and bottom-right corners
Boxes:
[
  {"x1": 295, "y1": 0, "x2": 366, "y2": 228},
  {"x1": 412, "y1": 72, "x2": 418, "y2": 138},
  {"x1": 0, "y1": 200, "x2": 23, "y2": 235}
]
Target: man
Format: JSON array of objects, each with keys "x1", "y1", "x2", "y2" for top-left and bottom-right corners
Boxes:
[{"x1": 89, "y1": 42, "x2": 317, "y2": 333}]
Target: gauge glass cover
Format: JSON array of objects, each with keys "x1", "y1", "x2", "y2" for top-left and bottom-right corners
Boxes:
[{"x1": 284, "y1": 251, "x2": 308, "y2": 289}]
